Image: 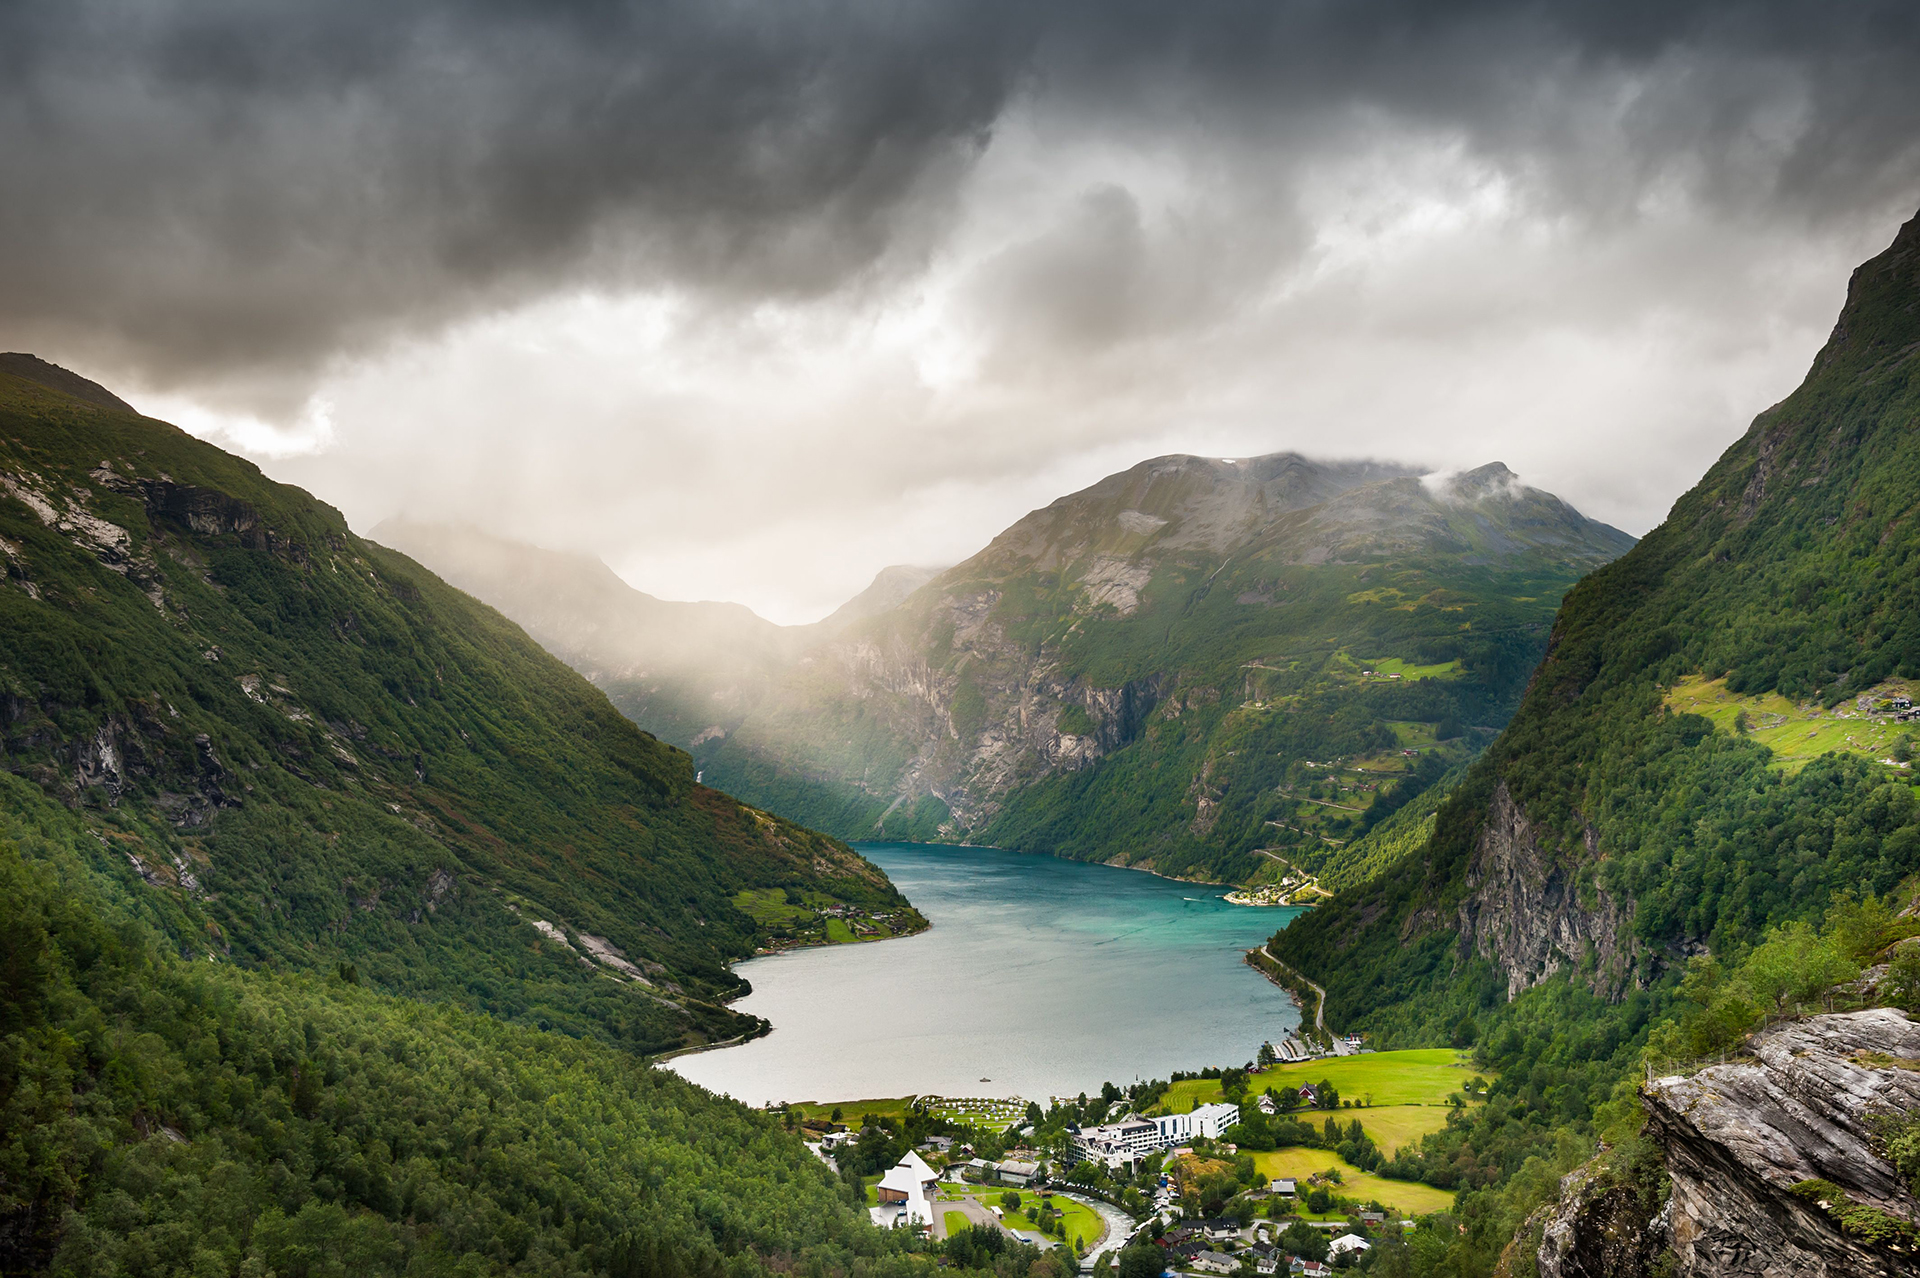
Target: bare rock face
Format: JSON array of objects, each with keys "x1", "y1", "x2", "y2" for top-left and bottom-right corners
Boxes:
[
  {"x1": 1644, "y1": 1009, "x2": 1920, "y2": 1276},
  {"x1": 1534, "y1": 1160, "x2": 1668, "y2": 1278},
  {"x1": 1455, "y1": 782, "x2": 1636, "y2": 1000}
]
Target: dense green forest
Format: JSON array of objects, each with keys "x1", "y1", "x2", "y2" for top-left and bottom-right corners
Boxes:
[
  {"x1": 1260, "y1": 209, "x2": 1920, "y2": 1271},
  {"x1": 0, "y1": 768, "x2": 1056, "y2": 1277},
  {"x1": 0, "y1": 362, "x2": 919, "y2": 1061}
]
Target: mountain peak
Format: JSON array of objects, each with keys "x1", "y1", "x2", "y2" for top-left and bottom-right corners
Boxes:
[
  {"x1": 0, "y1": 352, "x2": 135, "y2": 413},
  {"x1": 818, "y1": 563, "x2": 947, "y2": 630},
  {"x1": 1809, "y1": 204, "x2": 1920, "y2": 377}
]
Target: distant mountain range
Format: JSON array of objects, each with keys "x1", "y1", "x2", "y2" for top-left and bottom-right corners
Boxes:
[{"x1": 387, "y1": 449, "x2": 1634, "y2": 884}]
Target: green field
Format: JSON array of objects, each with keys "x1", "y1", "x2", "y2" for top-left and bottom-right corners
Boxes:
[
  {"x1": 1153, "y1": 1048, "x2": 1477, "y2": 1112},
  {"x1": 1360, "y1": 656, "x2": 1462, "y2": 681},
  {"x1": 945, "y1": 1211, "x2": 971, "y2": 1238},
  {"x1": 1308, "y1": 1104, "x2": 1453, "y2": 1153},
  {"x1": 732, "y1": 887, "x2": 820, "y2": 927},
  {"x1": 793, "y1": 1096, "x2": 918, "y2": 1125},
  {"x1": 1251, "y1": 1149, "x2": 1453, "y2": 1217},
  {"x1": 994, "y1": 1191, "x2": 1106, "y2": 1251},
  {"x1": 1665, "y1": 674, "x2": 1920, "y2": 775},
  {"x1": 731, "y1": 888, "x2": 918, "y2": 948}
]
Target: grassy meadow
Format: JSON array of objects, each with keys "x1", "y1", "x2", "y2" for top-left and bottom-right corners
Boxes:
[
  {"x1": 1664, "y1": 674, "x2": 1920, "y2": 774},
  {"x1": 1251, "y1": 1149, "x2": 1455, "y2": 1217},
  {"x1": 1153, "y1": 1048, "x2": 1478, "y2": 1111}
]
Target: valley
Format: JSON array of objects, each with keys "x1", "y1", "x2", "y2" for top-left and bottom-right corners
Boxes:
[
  {"x1": 11, "y1": 8, "x2": 1920, "y2": 1278},
  {"x1": 4, "y1": 219, "x2": 1920, "y2": 1278}
]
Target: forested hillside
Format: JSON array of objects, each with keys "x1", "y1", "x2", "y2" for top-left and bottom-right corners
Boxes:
[
  {"x1": 0, "y1": 357, "x2": 920, "y2": 1061},
  {"x1": 1264, "y1": 208, "x2": 1920, "y2": 1267},
  {"x1": 395, "y1": 458, "x2": 1633, "y2": 886},
  {"x1": 0, "y1": 777, "x2": 911, "y2": 1275}
]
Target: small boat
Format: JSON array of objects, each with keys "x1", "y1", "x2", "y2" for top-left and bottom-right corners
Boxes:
[{"x1": 980, "y1": 1077, "x2": 991, "y2": 1082}]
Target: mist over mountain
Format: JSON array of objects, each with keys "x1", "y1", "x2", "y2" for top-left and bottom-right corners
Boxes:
[{"x1": 394, "y1": 448, "x2": 1632, "y2": 885}]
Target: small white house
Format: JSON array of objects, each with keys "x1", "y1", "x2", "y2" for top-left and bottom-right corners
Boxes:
[{"x1": 1328, "y1": 1234, "x2": 1372, "y2": 1258}]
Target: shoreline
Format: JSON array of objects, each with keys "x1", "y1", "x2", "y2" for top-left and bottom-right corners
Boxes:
[
  {"x1": 851, "y1": 837, "x2": 1240, "y2": 890},
  {"x1": 663, "y1": 910, "x2": 934, "y2": 1065}
]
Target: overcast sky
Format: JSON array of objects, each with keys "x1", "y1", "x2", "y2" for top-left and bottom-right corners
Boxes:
[{"x1": 4, "y1": 1, "x2": 1919, "y2": 623}]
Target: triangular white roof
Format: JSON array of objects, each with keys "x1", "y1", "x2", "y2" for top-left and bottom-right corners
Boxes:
[{"x1": 877, "y1": 1151, "x2": 938, "y2": 1198}]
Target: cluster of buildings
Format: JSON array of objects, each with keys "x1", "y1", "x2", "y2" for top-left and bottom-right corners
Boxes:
[
  {"x1": 1265, "y1": 1033, "x2": 1370, "y2": 1063},
  {"x1": 1070, "y1": 1102, "x2": 1242, "y2": 1168},
  {"x1": 963, "y1": 1157, "x2": 1042, "y2": 1186},
  {"x1": 1163, "y1": 1219, "x2": 1373, "y2": 1277}
]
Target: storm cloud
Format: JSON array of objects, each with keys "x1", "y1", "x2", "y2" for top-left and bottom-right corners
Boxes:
[{"x1": 4, "y1": 1, "x2": 1920, "y2": 617}]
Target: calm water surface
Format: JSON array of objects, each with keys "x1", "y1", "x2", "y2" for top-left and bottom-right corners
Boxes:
[{"x1": 668, "y1": 843, "x2": 1306, "y2": 1105}]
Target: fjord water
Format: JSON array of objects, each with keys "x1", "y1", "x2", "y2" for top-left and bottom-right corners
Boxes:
[{"x1": 669, "y1": 843, "x2": 1305, "y2": 1105}]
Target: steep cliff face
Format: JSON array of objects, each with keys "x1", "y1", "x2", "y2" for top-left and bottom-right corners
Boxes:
[
  {"x1": 1456, "y1": 783, "x2": 1636, "y2": 1000},
  {"x1": 1533, "y1": 1161, "x2": 1668, "y2": 1278}
]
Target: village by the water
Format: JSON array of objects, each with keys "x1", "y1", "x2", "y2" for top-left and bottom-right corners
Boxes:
[{"x1": 775, "y1": 949, "x2": 1488, "y2": 1278}]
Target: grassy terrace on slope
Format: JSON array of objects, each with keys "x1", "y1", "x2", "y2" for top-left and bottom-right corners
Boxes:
[
  {"x1": 0, "y1": 781, "x2": 918, "y2": 1276},
  {"x1": 0, "y1": 361, "x2": 920, "y2": 1056},
  {"x1": 1664, "y1": 673, "x2": 1920, "y2": 772}
]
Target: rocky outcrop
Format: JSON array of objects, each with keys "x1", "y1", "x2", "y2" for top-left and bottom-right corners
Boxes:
[
  {"x1": 1456, "y1": 783, "x2": 1636, "y2": 1000},
  {"x1": 1639, "y1": 1009, "x2": 1920, "y2": 1276},
  {"x1": 1534, "y1": 1160, "x2": 1668, "y2": 1278}
]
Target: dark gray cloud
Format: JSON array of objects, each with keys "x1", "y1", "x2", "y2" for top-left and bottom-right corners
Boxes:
[{"x1": 3, "y1": 0, "x2": 1920, "y2": 404}]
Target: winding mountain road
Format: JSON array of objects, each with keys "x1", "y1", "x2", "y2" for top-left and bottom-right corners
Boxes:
[{"x1": 1257, "y1": 944, "x2": 1327, "y2": 1036}]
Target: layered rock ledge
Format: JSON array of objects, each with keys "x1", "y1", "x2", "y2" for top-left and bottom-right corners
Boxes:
[{"x1": 1646, "y1": 1009, "x2": 1920, "y2": 1276}]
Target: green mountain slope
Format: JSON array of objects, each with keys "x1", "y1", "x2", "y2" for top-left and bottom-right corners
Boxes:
[
  {"x1": 0, "y1": 784, "x2": 906, "y2": 1276},
  {"x1": 1275, "y1": 206, "x2": 1920, "y2": 1040},
  {"x1": 1252, "y1": 208, "x2": 1920, "y2": 1268},
  {"x1": 667, "y1": 456, "x2": 1632, "y2": 884},
  {"x1": 0, "y1": 357, "x2": 919, "y2": 1058}
]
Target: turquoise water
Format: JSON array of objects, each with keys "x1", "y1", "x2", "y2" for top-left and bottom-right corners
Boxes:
[{"x1": 668, "y1": 843, "x2": 1305, "y2": 1106}]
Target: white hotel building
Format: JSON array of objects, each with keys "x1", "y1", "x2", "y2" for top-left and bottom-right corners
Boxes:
[{"x1": 1071, "y1": 1102, "x2": 1241, "y2": 1168}]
